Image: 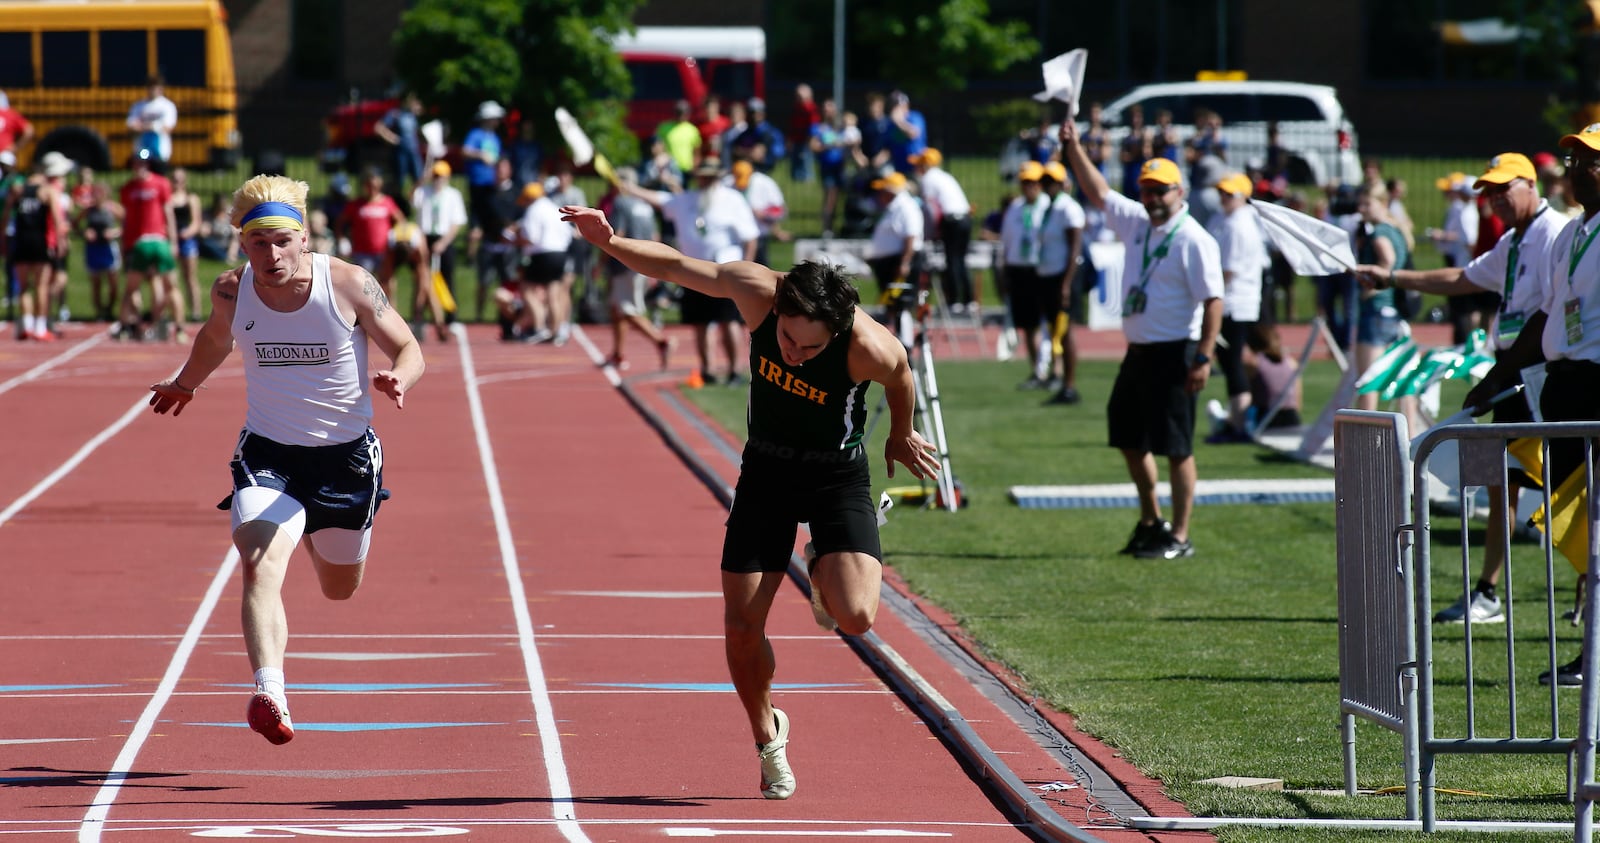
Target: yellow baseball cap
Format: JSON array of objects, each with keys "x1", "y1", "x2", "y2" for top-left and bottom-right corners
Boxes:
[
  {"x1": 1561, "y1": 122, "x2": 1600, "y2": 153},
  {"x1": 910, "y1": 148, "x2": 943, "y2": 167},
  {"x1": 1137, "y1": 157, "x2": 1182, "y2": 187},
  {"x1": 1434, "y1": 171, "x2": 1466, "y2": 192},
  {"x1": 1474, "y1": 152, "x2": 1536, "y2": 189},
  {"x1": 1017, "y1": 161, "x2": 1046, "y2": 183},
  {"x1": 732, "y1": 159, "x2": 753, "y2": 189},
  {"x1": 1216, "y1": 172, "x2": 1253, "y2": 197},
  {"x1": 1043, "y1": 162, "x2": 1069, "y2": 183},
  {"x1": 871, "y1": 171, "x2": 907, "y2": 192},
  {"x1": 519, "y1": 182, "x2": 544, "y2": 203},
  {"x1": 431, "y1": 160, "x2": 452, "y2": 177}
]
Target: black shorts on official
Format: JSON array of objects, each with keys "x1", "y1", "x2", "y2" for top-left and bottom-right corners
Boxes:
[
  {"x1": 227, "y1": 428, "x2": 386, "y2": 533},
  {"x1": 1217, "y1": 317, "x2": 1254, "y2": 398},
  {"x1": 521, "y1": 251, "x2": 566, "y2": 285},
  {"x1": 1541, "y1": 359, "x2": 1600, "y2": 490},
  {"x1": 1004, "y1": 265, "x2": 1042, "y2": 330},
  {"x1": 722, "y1": 443, "x2": 882, "y2": 574},
  {"x1": 680, "y1": 287, "x2": 742, "y2": 325},
  {"x1": 1107, "y1": 340, "x2": 1198, "y2": 459}
]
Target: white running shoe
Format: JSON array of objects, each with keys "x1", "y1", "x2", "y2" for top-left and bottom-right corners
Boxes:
[
  {"x1": 1432, "y1": 591, "x2": 1505, "y2": 624},
  {"x1": 803, "y1": 542, "x2": 837, "y2": 632},
  {"x1": 757, "y1": 708, "x2": 794, "y2": 800}
]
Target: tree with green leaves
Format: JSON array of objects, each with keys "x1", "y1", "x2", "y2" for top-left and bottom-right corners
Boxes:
[
  {"x1": 770, "y1": 0, "x2": 1037, "y2": 101},
  {"x1": 392, "y1": 0, "x2": 643, "y2": 169}
]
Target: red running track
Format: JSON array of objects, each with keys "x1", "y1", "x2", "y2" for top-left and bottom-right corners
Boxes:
[{"x1": 0, "y1": 324, "x2": 1208, "y2": 842}]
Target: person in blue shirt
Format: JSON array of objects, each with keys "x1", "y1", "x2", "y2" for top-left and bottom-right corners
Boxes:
[
  {"x1": 375, "y1": 93, "x2": 423, "y2": 194},
  {"x1": 462, "y1": 100, "x2": 506, "y2": 259},
  {"x1": 734, "y1": 98, "x2": 785, "y2": 174},
  {"x1": 885, "y1": 90, "x2": 927, "y2": 175}
]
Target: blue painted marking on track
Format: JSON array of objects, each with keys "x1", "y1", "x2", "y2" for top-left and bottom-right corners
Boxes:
[
  {"x1": 580, "y1": 682, "x2": 860, "y2": 692},
  {"x1": 189, "y1": 722, "x2": 503, "y2": 732},
  {"x1": 0, "y1": 684, "x2": 118, "y2": 693},
  {"x1": 219, "y1": 682, "x2": 495, "y2": 692}
]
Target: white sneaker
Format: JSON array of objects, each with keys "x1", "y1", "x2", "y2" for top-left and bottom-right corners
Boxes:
[
  {"x1": 757, "y1": 708, "x2": 795, "y2": 800},
  {"x1": 803, "y1": 542, "x2": 837, "y2": 632},
  {"x1": 1433, "y1": 590, "x2": 1505, "y2": 624}
]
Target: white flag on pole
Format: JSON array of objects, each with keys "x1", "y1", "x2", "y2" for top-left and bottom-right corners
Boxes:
[
  {"x1": 1250, "y1": 199, "x2": 1356, "y2": 277},
  {"x1": 1032, "y1": 49, "x2": 1087, "y2": 118},
  {"x1": 554, "y1": 107, "x2": 594, "y2": 167}
]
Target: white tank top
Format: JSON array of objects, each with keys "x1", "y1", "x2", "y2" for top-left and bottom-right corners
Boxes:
[{"x1": 234, "y1": 252, "x2": 372, "y2": 445}]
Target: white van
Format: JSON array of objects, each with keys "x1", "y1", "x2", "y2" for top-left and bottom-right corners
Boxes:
[{"x1": 1101, "y1": 80, "x2": 1361, "y2": 187}]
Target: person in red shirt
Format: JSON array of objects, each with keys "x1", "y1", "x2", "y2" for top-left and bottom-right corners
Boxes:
[
  {"x1": 786, "y1": 83, "x2": 819, "y2": 182},
  {"x1": 117, "y1": 150, "x2": 185, "y2": 341},
  {"x1": 335, "y1": 169, "x2": 405, "y2": 300},
  {"x1": 0, "y1": 91, "x2": 33, "y2": 155},
  {"x1": 698, "y1": 97, "x2": 731, "y2": 161}
]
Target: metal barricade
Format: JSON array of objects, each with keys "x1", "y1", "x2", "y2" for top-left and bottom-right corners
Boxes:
[
  {"x1": 1406, "y1": 419, "x2": 1600, "y2": 836},
  {"x1": 1334, "y1": 410, "x2": 1420, "y2": 816}
]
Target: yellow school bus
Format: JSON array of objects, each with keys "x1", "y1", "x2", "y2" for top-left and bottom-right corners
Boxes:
[{"x1": 0, "y1": 0, "x2": 240, "y2": 171}]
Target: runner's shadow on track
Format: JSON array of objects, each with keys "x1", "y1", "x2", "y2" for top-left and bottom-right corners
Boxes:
[
  {"x1": 120, "y1": 795, "x2": 727, "y2": 811},
  {"x1": 3, "y1": 766, "x2": 231, "y2": 793}
]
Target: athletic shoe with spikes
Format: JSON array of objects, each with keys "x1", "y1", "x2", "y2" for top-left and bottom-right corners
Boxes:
[{"x1": 247, "y1": 690, "x2": 294, "y2": 745}]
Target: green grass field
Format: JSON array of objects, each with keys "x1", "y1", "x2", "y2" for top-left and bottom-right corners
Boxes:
[{"x1": 685, "y1": 357, "x2": 1587, "y2": 842}]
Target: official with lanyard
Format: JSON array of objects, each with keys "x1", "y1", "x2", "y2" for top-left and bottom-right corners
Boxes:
[
  {"x1": 1370, "y1": 151, "x2": 1562, "y2": 426},
  {"x1": 1455, "y1": 127, "x2": 1600, "y2": 684},
  {"x1": 1369, "y1": 151, "x2": 1564, "y2": 629},
  {"x1": 1058, "y1": 120, "x2": 1224, "y2": 561}
]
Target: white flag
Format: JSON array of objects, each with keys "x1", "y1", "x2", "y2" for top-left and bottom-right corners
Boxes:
[
  {"x1": 1032, "y1": 49, "x2": 1087, "y2": 118},
  {"x1": 1251, "y1": 199, "x2": 1355, "y2": 277},
  {"x1": 554, "y1": 107, "x2": 594, "y2": 167}
]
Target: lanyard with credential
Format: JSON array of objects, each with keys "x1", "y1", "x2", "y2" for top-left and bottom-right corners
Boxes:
[
  {"x1": 1137, "y1": 210, "x2": 1188, "y2": 290},
  {"x1": 1124, "y1": 210, "x2": 1187, "y2": 316},
  {"x1": 1502, "y1": 203, "x2": 1549, "y2": 312},
  {"x1": 1570, "y1": 215, "x2": 1600, "y2": 280}
]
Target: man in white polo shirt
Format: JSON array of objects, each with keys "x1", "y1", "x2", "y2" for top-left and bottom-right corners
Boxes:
[
  {"x1": 1205, "y1": 172, "x2": 1270, "y2": 441},
  {"x1": 864, "y1": 170, "x2": 925, "y2": 306},
  {"x1": 911, "y1": 148, "x2": 975, "y2": 311},
  {"x1": 1456, "y1": 127, "x2": 1600, "y2": 685},
  {"x1": 1362, "y1": 151, "x2": 1561, "y2": 627},
  {"x1": 1060, "y1": 120, "x2": 1223, "y2": 560}
]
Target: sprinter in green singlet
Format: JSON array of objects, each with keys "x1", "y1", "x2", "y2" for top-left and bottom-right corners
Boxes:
[{"x1": 561, "y1": 203, "x2": 940, "y2": 803}]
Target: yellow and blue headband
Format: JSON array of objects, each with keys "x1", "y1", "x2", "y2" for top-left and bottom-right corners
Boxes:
[{"x1": 239, "y1": 201, "x2": 305, "y2": 233}]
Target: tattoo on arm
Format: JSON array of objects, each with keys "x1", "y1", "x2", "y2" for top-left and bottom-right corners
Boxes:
[
  {"x1": 216, "y1": 290, "x2": 235, "y2": 301},
  {"x1": 361, "y1": 271, "x2": 390, "y2": 318}
]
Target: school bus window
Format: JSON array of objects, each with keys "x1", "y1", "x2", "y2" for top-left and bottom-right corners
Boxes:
[
  {"x1": 42, "y1": 32, "x2": 90, "y2": 87},
  {"x1": 158, "y1": 30, "x2": 206, "y2": 86},
  {"x1": 0, "y1": 33, "x2": 30, "y2": 87},
  {"x1": 101, "y1": 30, "x2": 148, "y2": 86}
]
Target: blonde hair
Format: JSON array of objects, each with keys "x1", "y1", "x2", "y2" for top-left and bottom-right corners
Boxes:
[
  {"x1": 229, "y1": 175, "x2": 310, "y2": 229},
  {"x1": 1357, "y1": 181, "x2": 1390, "y2": 206}
]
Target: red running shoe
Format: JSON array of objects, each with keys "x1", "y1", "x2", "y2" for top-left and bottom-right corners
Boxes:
[{"x1": 246, "y1": 692, "x2": 295, "y2": 745}]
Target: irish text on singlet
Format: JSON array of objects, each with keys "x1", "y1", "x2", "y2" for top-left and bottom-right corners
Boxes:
[
  {"x1": 233, "y1": 252, "x2": 372, "y2": 446},
  {"x1": 746, "y1": 310, "x2": 870, "y2": 455}
]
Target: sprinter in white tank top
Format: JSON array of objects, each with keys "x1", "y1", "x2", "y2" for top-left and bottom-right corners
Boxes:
[{"x1": 147, "y1": 174, "x2": 425, "y2": 746}]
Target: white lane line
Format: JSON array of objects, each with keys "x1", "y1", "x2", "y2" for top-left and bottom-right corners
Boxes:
[
  {"x1": 0, "y1": 379, "x2": 166, "y2": 529},
  {"x1": 78, "y1": 549, "x2": 239, "y2": 842},
  {"x1": 0, "y1": 333, "x2": 104, "y2": 397},
  {"x1": 453, "y1": 323, "x2": 588, "y2": 842}
]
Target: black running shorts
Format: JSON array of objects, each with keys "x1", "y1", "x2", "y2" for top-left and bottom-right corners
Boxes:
[{"x1": 721, "y1": 445, "x2": 882, "y2": 574}]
